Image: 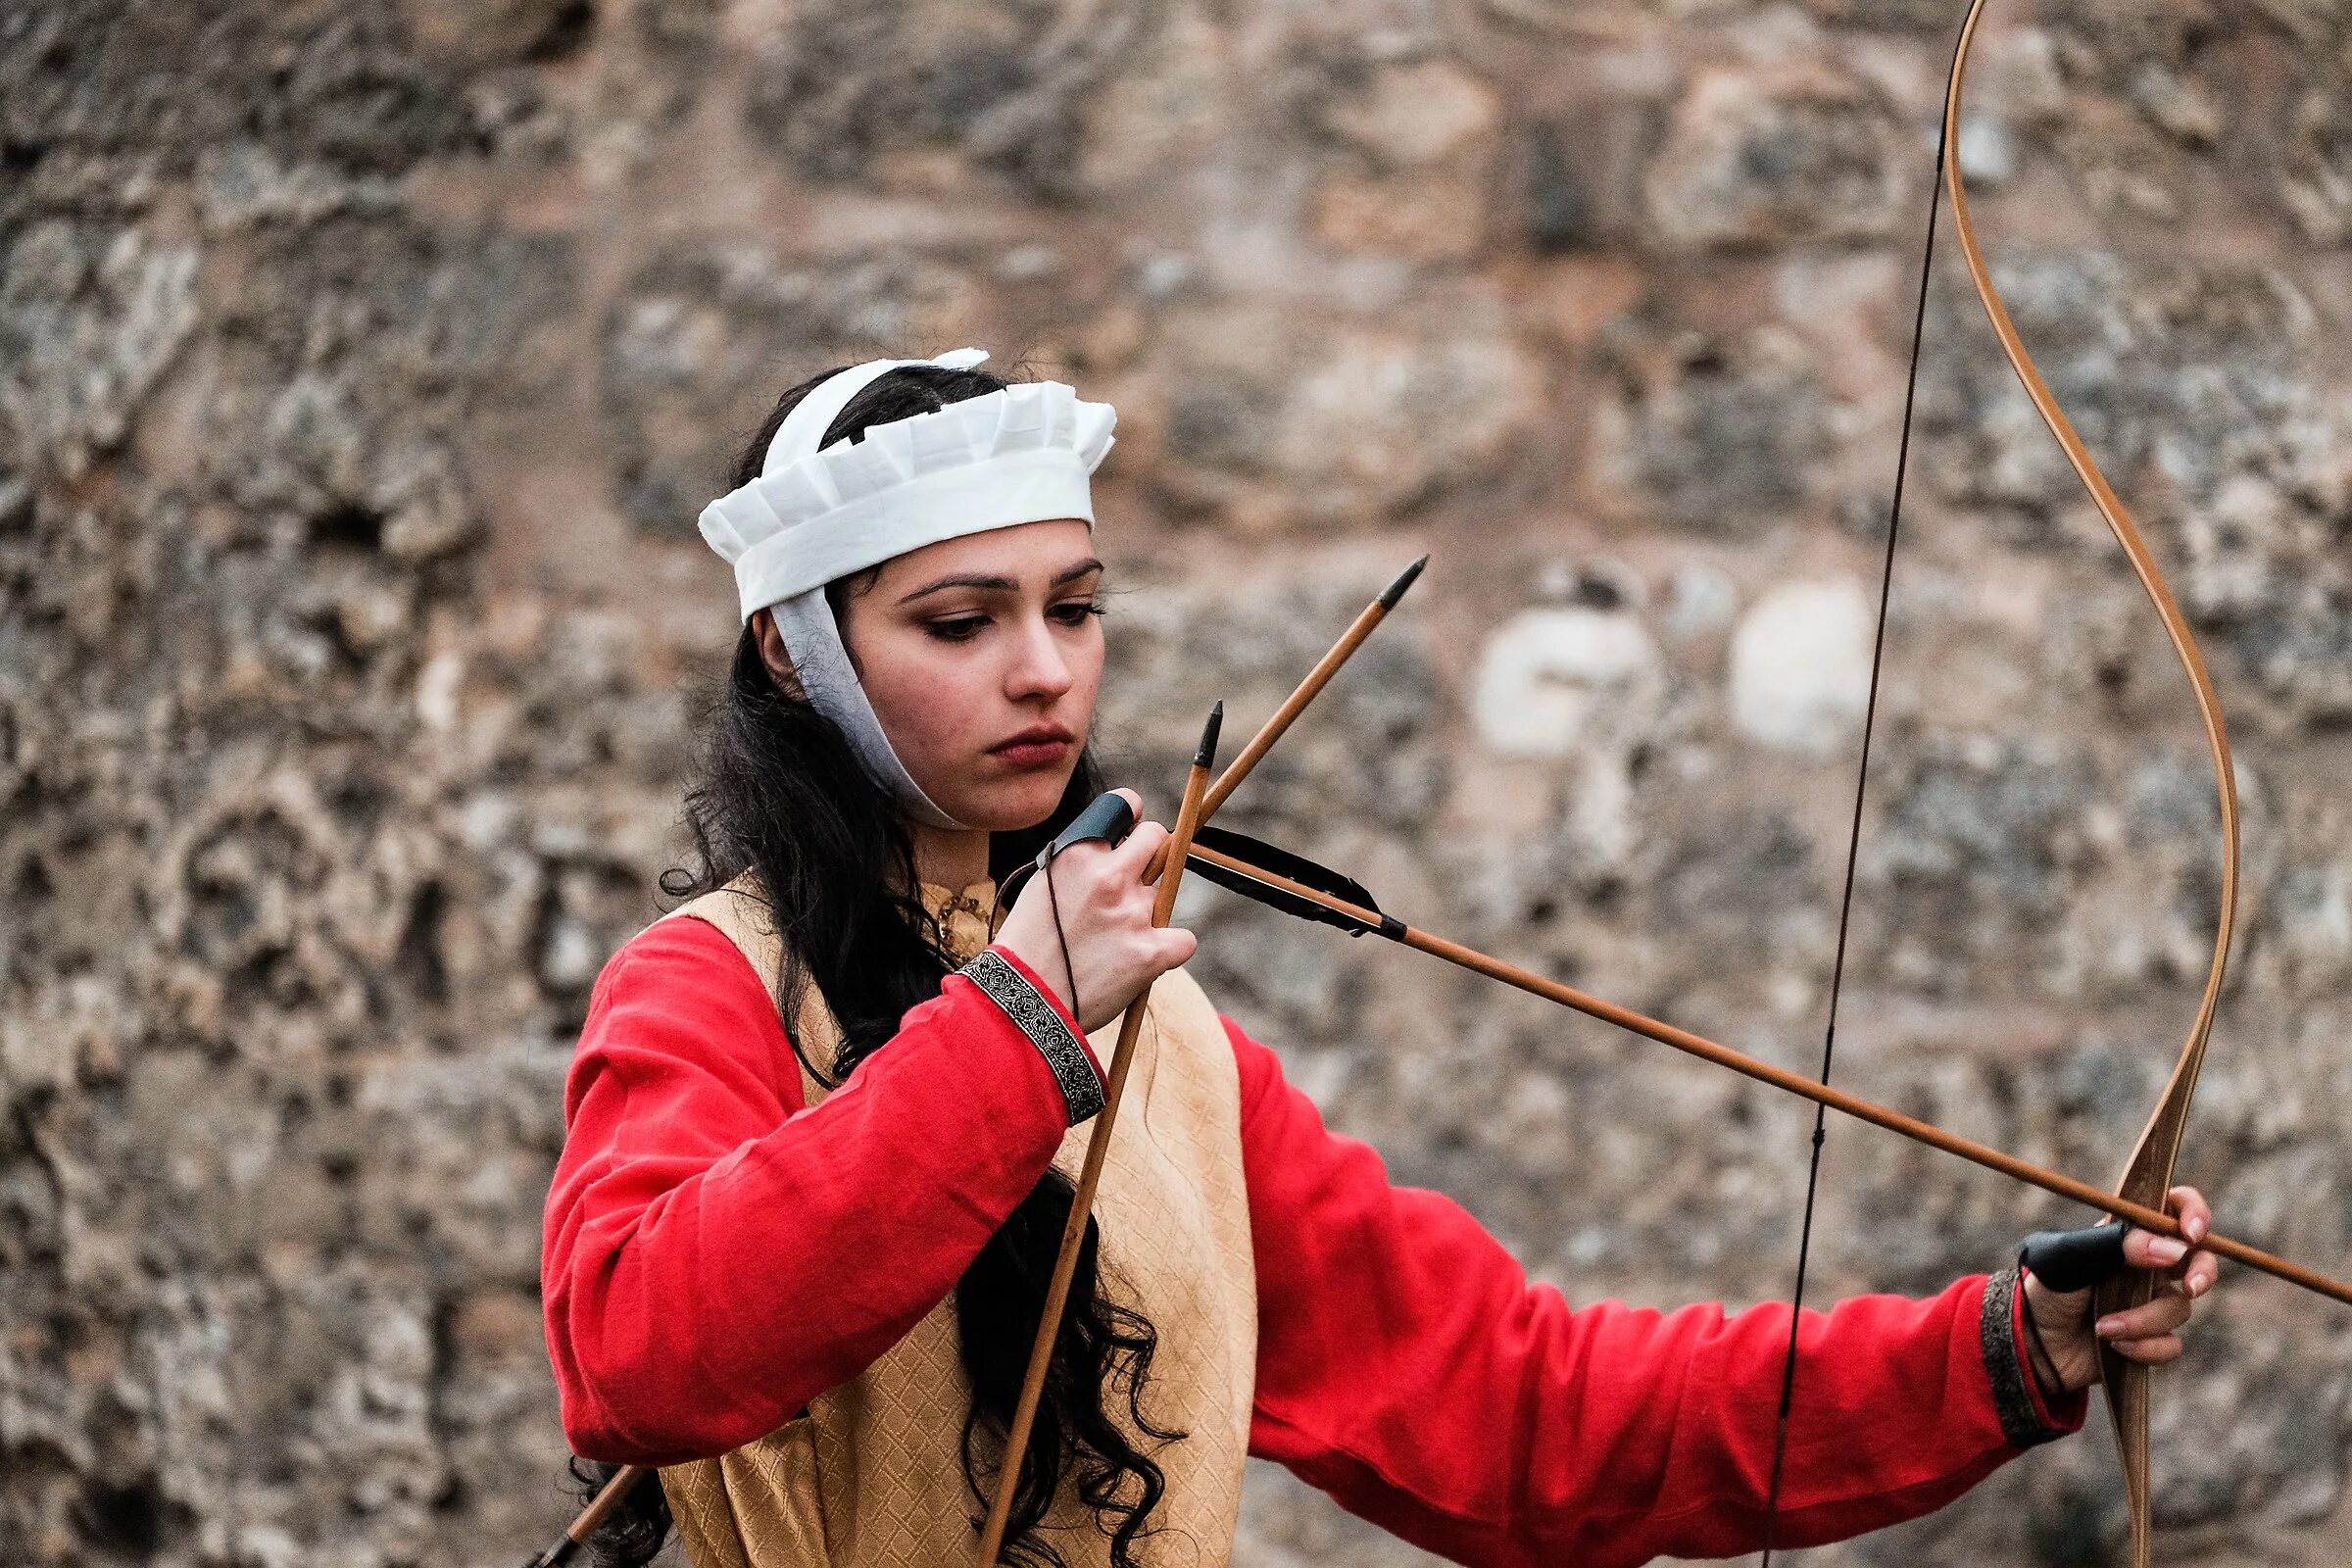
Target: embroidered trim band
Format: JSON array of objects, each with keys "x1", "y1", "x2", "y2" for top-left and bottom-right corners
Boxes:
[
  {"x1": 959, "y1": 949, "x2": 1104, "y2": 1126},
  {"x1": 1980, "y1": 1265, "x2": 2065, "y2": 1447}
]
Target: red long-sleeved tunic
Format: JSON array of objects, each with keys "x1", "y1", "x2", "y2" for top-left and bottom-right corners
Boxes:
[{"x1": 541, "y1": 914, "x2": 2084, "y2": 1566}]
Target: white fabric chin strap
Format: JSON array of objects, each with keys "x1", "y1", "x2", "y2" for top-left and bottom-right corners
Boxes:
[{"x1": 696, "y1": 347, "x2": 1117, "y2": 831}]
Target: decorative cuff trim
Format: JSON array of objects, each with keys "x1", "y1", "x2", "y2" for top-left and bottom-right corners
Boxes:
[
  {"x1": 1981, "y1": 1266, "x2": 2065, "y2": 1447},
  {"x1": 958, "y1": 949, "x2": 1104, "y2": 1126}
]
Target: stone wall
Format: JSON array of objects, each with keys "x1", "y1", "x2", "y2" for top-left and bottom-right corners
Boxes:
[{"x1": 6, "y1": 2, "x2": 2352, "y2": 1565}]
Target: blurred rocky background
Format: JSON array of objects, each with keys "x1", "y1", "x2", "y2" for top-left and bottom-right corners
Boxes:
[{"x1": 7, "y1": 0, "x2": 2352, "y2": 1564}]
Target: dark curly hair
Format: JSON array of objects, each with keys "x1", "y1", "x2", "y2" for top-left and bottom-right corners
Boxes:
[{"x1": 561, "y1": 358, "x2": 1181, "y2": 1567}]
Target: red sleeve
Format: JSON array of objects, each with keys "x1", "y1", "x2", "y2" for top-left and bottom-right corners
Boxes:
[
  {"x1": 540, "y1": 915, "x2": 1102, "y2": 1466},
  {"x1": 1229, "y1": 1014, "x2": 2085, "y2": 1567}
]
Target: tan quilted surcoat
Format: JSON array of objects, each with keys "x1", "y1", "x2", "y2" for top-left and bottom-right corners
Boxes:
[{"x1": 649, "y1": 871, "x2": 1258, "y2": 1567}]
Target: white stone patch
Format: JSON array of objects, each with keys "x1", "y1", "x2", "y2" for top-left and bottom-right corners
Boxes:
[
  {"x1": 1729, "y1": 578, "x2": 1872, "y2": 755},
  {"x1": 1567, "y1": 751, "x2": 1638, "y2": 868},
  {"x1": 416, "y1": 651, "x2": 465, "y2": 732},
  {"x1": 1666, "y1": 563, "x2": 1738, "y2": 640},
  {"x1": 1472, "y1": 608, "x2": 1662, "y2": 760},
  {"x1": 1956, "y1": 114, "x2": 2015, "y2": 186},
  {"x1": 541, "y1": 912, "x2": 602, "y2": 992}
]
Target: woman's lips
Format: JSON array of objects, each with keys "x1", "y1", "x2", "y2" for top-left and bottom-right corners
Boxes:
[
  {"x1": 983, "y1": 733, "x2": 1077, "y2": 770},
  {"x1": 991, "y1": 737, "x2": 1072, "y2": 768}
]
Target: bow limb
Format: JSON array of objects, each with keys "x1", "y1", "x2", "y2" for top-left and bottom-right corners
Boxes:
[{"x1": 1943, "y1": 7, "x2": 2242, "y2": 1564}]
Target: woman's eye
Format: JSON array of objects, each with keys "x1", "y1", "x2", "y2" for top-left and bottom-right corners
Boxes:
[
  {"x1": 926, "y1": 616, "x2": 988, "y2": 642},
  {"x1": 1053, "y1": 599, "x2": 1108, "y2": 624}
]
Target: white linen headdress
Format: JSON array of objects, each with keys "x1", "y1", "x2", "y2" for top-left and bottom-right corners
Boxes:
[{"x1": 697, "y1": 347, "x2": 1116, "y2": 829}]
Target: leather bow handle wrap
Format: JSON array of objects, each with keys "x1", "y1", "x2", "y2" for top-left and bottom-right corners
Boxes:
[
  {"x1": 2019, "y1": 1221, "x2": 2133, "y2": 1295},
  {"x1": 1944, "y1": 7, "x2": 2242, "y2": 1564}
]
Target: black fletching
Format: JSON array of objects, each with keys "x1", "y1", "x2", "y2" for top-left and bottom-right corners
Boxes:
[{"x1": 1185, "y1": 826, "x2": 1391, "y2": 939}]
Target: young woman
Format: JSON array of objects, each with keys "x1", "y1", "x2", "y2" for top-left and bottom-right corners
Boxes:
[{"x1": 539, "y1": 349, "x2": 2220, "y2": 1568}]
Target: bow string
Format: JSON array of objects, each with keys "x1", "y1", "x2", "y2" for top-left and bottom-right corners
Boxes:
[{"x1": 1754, "y1": 33, "x2": 1948, "y2": 1560}]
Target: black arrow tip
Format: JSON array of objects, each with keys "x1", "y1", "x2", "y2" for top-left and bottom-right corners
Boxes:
[
  {"x1": 1195, "y1": 701, "x2": 1224, "y2": 769},
  {"x1": 1379, "y1": 555, "x2": 1430, "y2": 608}
]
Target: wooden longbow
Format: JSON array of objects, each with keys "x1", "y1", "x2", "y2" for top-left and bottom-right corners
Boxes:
[
  {"x1": 1738, "y1": 0, "x2": 2237, "y2": 1555},
  {"x1": 1942, "y1": 4, "x2": 2241, "y2": 1561},
  {"x1": 1746, "y1": 5, "x2": 2242, "y2": 1558}
]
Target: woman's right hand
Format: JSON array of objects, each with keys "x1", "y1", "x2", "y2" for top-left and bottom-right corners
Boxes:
[{"x1": 992, "y1": 788, "x2": 1199, "y2": 1033}]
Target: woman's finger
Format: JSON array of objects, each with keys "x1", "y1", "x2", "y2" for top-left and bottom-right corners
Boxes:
[
  {"x1": 2097, "y1": 1287, "x2": 2192, "y2": 1343},
  {"x1": 1106, "y1": 817, "x2": 1170, "y2": 879},
  {"x1": 2108, "y1": 1333, "x2": 2184, "y2": 1365},
  {"x1": 2180, "y1": 1249, "x2": 2221, "y2": 1298},
  {"x1": 2123, "y1": 1227, "x2": 2191, "y2": 1271},
  {"x1": 2167, "y1": 1184, "x2": 2212, "y2": 1244}
]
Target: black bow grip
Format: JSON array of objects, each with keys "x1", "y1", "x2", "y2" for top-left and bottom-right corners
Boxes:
[{"x1": 2017, "y1": 1220, "x2": 2132, "y2": 1293}]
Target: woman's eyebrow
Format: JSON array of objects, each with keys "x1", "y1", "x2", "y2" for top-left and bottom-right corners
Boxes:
[
  {"x1": 898, "y1": 558, "x2": 1104, "y2": 605},
  {"x1": 894, "y1": 573, "x2": 1015, "y2": 606}
]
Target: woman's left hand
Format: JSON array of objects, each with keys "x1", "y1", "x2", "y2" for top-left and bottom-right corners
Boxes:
[{"x1": 2020, "y1": 1185, "x2": 2221, "y2": 1396}]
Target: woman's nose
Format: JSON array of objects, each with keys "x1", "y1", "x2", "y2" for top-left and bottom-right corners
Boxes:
[{"x1": 1007, "y1": 615, "x2": 1075, "y2": 698}]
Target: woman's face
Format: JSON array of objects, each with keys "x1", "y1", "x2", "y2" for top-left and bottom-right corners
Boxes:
[{"x1": 819, "y1": 516, "x2": 1105, "y2": 831}]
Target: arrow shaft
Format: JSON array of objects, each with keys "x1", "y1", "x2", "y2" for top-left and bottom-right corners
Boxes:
[
  {"x1": 978, "y1": 567, "x2": 1430, "y2": 1559},
  {"x1": 1185, "y1": 842, "x2": 2352, "y2": 1309},
  {"x1": 524, "y1": 1463, "x2": 644, "y2": 1567},
  {"x1": 1152, "y1": 556, "x2": 1426, "y2": 877},
  {"x1": 975, "y1": 711, "x2": 1221, "y2": 1562},
  {"x1": 1199, "y1": 574, "x2": 1411, "y2": 822}
]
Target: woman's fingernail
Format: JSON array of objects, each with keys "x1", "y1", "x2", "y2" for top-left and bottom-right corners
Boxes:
[
  {"x1": 2151, "y1": 1237, "x2": 2188, "y2": 1264},
  {"x1": 2096, "y1": 1315, "x2": 2122, "y2": 1337}
]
